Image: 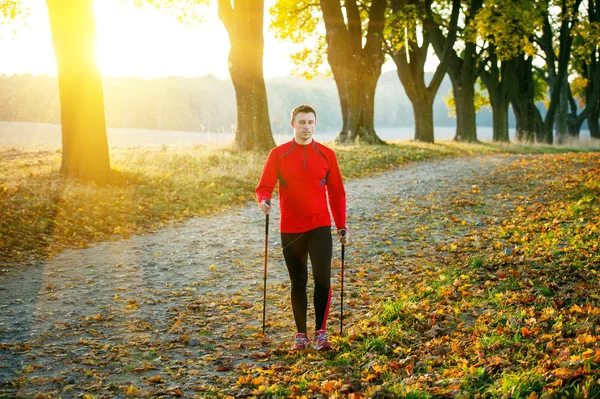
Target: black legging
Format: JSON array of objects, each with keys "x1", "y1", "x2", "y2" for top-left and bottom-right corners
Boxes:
[{"x1": 281, "y1": 226, "x2": 332, "y2": 334}]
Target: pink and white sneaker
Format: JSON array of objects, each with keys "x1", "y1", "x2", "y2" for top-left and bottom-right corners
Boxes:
[
  {"x1": 314, "y1": 329, "x2": 332, "y2": 351},
  {"x1": 292, "y1": 333, "x2": 309, "y2": 350}
]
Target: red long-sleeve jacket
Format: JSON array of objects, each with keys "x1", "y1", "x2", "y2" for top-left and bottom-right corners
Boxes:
[{"x1": 256, "y1": 139, "x2": 347, "y2": 233}]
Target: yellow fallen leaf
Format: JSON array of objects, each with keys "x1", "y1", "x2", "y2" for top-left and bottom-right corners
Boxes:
[
  {"x1": 362, "y1": 373, "x2": 378, "y2": 382},
  {"x1": 125, "y1": 384, "x2": 141, "y2": 397},
  {"x1": 582, "y1": 348, "x2": 594, "y2": 358},
  {"x1": 126, "y1": 299, "x2": 139, "y2": 309}
]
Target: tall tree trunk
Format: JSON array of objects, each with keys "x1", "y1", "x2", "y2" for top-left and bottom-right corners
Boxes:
[
  {"x1": 555, "y1": 83, "x2": 569, "y2": 144},
  {"x1": 392, "y1": 46, "x2": 438, "y2": 143},
  {"x1": 389, "y1": 0, "x2": 456, "y2": 143},
  {"x1": 390, "y1": 0, "x2": 458, "y2": 143},
  {"x1": 538, "y1": 0, "x2": 583, "y2": 144},
  {"x1": 333, "y1": 62, "x2": 384, "y2": 143},
  {"x1": 589, "y1": 0, "x2": 600, "y2": 140},
  {"x1": 511, "y1": 100, "x2": 534, "y2": 143},
  {"x1": 514, "y1": 100, "x2": 538, "y2": 143},
  {"x1": 426, "y1": 0, "x2": 481, "y2": 143},
  {"x1": 491, "y1": 93, "x2": 509, "y2": 142},
  {"x1": 46, "y1": 0, "x2": 110, "y2": 184},
  {"x1": 412, "y1": 94, "x2": 435, "y2": 142},
  {"x1": 509, "y1": 54, "x2": 537, "y2": 142},
  {"x1": 218, "y1": 0, "x2": 275, "y2": 151},
  {"x1": 393, "y1": 47, "x2": 438, "y2": 143},
  {"x1": 566, "y1": 0, "x2": 600, "y2": 140},
  {"x1": 451, "y1": 78, "x2": 478, "y2": 142},
  {"x1": 565, "y1": 83, "x2": 582, "y2": 139},
  {"x1": 590, "y1": 104, "x2": 600, "y2": 139},
  {"x1": 320, "y1": 0, "x2": 386, "y2": 144},
  {"x1": 480, "y1": 54, "x2": 511, "y2": 143}
]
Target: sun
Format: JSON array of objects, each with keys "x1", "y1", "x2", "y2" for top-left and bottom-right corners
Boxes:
[
  {"x1": 93, "y1": 0, "x2": 231, "y2": 79},
  {"x1": 0, "y1": 0, "x2": 307, "y2": 79}
]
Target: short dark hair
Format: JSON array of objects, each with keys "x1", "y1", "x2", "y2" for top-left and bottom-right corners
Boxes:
[{"x1": 290, "y1": 104, "x2": 317, "y2": 122}]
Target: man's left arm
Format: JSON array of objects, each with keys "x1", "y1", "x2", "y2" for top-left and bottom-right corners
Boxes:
[{"x1": 326, "y1": 151, "x2": 348, "y2": 243}]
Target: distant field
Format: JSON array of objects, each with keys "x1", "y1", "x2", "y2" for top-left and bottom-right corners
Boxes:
[
  {"x1": 0, "y1": 121, "x2": 236, "y2": 149},
  {"x1": 0, "y1": 121, "x2": 596, "y2": 149}
]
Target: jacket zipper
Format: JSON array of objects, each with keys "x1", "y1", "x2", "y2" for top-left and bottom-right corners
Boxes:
[{"x1": 303, "y1": 145, "x2": 307, "y2": 170}]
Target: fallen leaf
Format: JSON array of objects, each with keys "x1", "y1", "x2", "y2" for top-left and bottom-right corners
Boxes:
[
  {"x1": 125, "y1": 384, "x2": 141, "y2": 397},
  {"x1": 147, "y1": 375, "x2": 164, "y2": 383}
]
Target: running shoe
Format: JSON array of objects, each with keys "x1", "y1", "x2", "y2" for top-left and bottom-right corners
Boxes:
[
  {"x1": 314, "y1": 329, "x2": 332, "y2": 351},
  {"x1": 292, "y1": 333, "x2": 309, "y2": 350}
]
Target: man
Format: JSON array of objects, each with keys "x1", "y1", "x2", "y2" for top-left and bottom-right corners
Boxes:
[{"x1": 256, "y1": 104, "x2": 349, "y2": 351}]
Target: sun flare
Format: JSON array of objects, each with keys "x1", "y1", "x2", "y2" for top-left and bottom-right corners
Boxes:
[{"x1": 0, "y1": 0, "x2": 296, "y2": 79}]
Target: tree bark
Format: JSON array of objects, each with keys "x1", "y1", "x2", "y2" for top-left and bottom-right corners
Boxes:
[
  {"x1": 491, "y1": 93, "x2": 509, "y2": 142},
  {"x1": 555, "y1": 82, "x2": 570, "y2": 143},
  {"x1": 392, "y1": 43, "x2": 438, "y2": 143},
  {"x1": 426, "y1": 0, "x2": 481, "y2": 142},
  {"x1": 320, "y1": 0, "x2": 386, "y2": 144},
  {"x1": 537, "y1": 0, "x2": 583, "y2": 144},
  {"x1": 451, "y1": 78, "x2": 478, "y2": 142},
  {"x1": 412, "y1": 94, "x2": 435, "y2": 142},
  {"x1": 589, "y1": 103, "x2": 600, "y2": 139},
  {"x1": 389, "y1": 0, "x2": 457, "y2": 143},
  {"x1": 480, "y1": 54, "x2": 511, "y2": 143},
  {"x1": 567, "y1": 0, "x2": 600, "y2": 140},
  {"x1": 218, "y1": 0, "x2": 275, "y2": 151},
  {"x1": 392, "y1": 43, "x2": 439, "y2": 142},
  {"x1": 46, "y1": 0, "x2": 110, "y2": 184},
  {"x1": 590, "y1": 0, "x2": 600, "y2": 140},
  {"x1": 508, "y1": 53, "x2": 537, "y2": 142}
]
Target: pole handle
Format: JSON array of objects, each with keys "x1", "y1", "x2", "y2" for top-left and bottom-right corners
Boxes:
[{"x1": 264, "y1": 200, "x2": 271, "y2": 235}]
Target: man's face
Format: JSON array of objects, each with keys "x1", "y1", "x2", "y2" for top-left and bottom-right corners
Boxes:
[{"x1": 291, "y1": 112, "x2": 316, "y2": 144}]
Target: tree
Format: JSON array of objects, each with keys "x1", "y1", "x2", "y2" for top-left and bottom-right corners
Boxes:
[
  {"x1": 321, "y1": 0, "x2": 387, "y2": 144},
  {"x1": 385, "y1": 0, "x2": 459, "y2": 143},
  {"x1": 272, "y1": 0, "x2": 387, "y2": 144},
  {"x1": 535, "y1": 0, "x2": 583, "y2": 144},
  {"x1": 470, "y1": 0, "x2": 544, "y2": 143},
  {"x1": 425, "y1": 0, "x2": 483, "y2": 142},
  {"x1": 134, "y1": 0, "x2": 275, "y2": 151},
  {"x1": 217, "y1": 0, "x2": 275, "y2": 151},
  {"x1": 562, "y1": 0, "x2": 600, "y2": 140},
  {"x1": 46, "y1": 0, "x2": 111, "y2": 183},
  {"x1": 509, "y1": 52, "x2": 544, "y2": 142}
]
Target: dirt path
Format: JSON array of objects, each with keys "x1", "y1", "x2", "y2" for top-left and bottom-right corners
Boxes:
[{"x1": 0, "y1": 154, "x2": 526, "y2": 398}]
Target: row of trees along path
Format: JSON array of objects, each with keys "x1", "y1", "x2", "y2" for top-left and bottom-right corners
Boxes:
[{"x1": 4, "y1": 0, "x2": 599, "y2": 183}]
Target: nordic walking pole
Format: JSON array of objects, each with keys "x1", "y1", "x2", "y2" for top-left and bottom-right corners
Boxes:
[
  {"x1": 262, "y1": 200, "x2": 271, "y2": 335},
  {"x1": 339, "y1": 229, "x2": 346, "y2": 334}
]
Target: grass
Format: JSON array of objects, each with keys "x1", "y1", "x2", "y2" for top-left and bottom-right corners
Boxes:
[
  {"x1": 0, "y1": 139, "x2": 598, "y2": 264},
  {"x1": 237, "y1": 150, "x2": 598, "y2": 399},
  {"x1": 3, "y1": 143, "x2": 599, "y2": 397}
]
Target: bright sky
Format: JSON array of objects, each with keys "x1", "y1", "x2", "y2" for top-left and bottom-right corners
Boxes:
[{"x1": 0, "y1": 0, "x2": 420, "y2": 79}]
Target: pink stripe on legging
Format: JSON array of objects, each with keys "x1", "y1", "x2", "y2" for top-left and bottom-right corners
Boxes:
[{"x1": 320, "y1": 287, "x2": 332, "y2": 331}]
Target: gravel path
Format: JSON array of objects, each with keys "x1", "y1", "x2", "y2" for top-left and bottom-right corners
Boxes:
[{"x1": 0, "y1": 154, "x2": 524, "y2": 397}]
